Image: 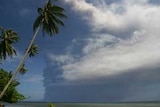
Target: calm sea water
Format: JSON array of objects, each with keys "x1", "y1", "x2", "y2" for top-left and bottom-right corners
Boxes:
[{"x1": 4, "y1": 102, "x2": 160, "y2": 107}]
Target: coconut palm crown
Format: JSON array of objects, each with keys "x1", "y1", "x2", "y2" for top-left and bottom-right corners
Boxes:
[
  {"x1": 0, "y1": 27, "x2": 19, "y2": 60},
  {"x1": 33, "y1": 0, "x2": 67, "y2": 36}
]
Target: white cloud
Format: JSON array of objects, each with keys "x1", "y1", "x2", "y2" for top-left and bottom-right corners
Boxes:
[
  {"x1": 47, "y1": 53, "x2": 74, "y2": 65},
  {"x1": 53, "y1": 0, "x2": 160, "y2": 82}
]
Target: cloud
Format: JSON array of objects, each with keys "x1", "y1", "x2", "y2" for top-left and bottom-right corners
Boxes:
[
  {"x1": 58, "y1": 0, "x2": 160, "y2": 81},
  {"x1": 44, "y1": 67, "x2": 160, "y2": 102},
  {"x1": 64, "y1": 0, "x2": 141, "y2": 33},
  {"x1": 43, "y1": 0, "x2": 160, "y2": 101}
]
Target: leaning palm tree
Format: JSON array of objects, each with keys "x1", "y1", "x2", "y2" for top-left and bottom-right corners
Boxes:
[
  {"x1": 0, "y1": 0, "x2": 67, "y2": 99},
  {"x1": 0, "y1": 27, "x2": 19, "y2": 60}
]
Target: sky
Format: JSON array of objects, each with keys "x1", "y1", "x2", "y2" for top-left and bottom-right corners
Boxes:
[{"x1": 1, "y1": 0, "x2": 160, "y2": 102}]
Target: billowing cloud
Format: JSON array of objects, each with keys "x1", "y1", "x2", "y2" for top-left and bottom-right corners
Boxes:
[
  {"x1": 43, "y1": 0, "x2": 160, "y2": 102},
  {"x1": 59, "y1": 0, "x2": 160, "y2": 81}
]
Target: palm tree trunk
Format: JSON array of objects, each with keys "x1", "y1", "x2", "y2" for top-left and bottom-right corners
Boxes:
[{"x1": 0, "y1": 26, "x2": 41, "y2": 100}]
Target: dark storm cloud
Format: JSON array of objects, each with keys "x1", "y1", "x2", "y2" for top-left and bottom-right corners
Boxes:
[{"x1": 43, "y1": 65, "x2": 160, "y2": 102}]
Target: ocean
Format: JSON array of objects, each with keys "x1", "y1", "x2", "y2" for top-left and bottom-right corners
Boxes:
[{"x1": 4, "y1": 102, "x2": 160, "y2": 107}]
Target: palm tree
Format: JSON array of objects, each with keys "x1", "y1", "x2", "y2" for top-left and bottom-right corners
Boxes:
[
  {"x1": 19, "y1": 64, "x2": 28, "y2": 75},
  {"x1": 0, "y1": 27, "x2": 19, "y2": 60},
  {"x1": 0, "y1": 0, "x2": 66, "y2": 99},
  {"x1": 28, "y1": 44, "x2": 38, "y2": 57}
]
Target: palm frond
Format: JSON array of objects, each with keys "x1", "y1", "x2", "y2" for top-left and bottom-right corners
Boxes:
[
  {"x1": 0, "y1": 27, "x2": 19, "y2": 60},
  {"x1": 28, "y1": 44, "x2": 38, "y2": 57},
  {"x1": 19, "y1": 64, "x2": 28, "y2": 75},
  {"x1": 33, "y1": 0, "x2": 67, "y2": 36},
  {"x1": 33, "y1": 15, "x2": 43, "y2": 32}
]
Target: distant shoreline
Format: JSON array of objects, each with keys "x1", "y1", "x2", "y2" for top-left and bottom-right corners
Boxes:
[
  {"x1": 19, "y1": 101, "x2": 160, "y2": 103},
  {"x1": 4, "y1": 102, "x2": 160, "y2": 107}
]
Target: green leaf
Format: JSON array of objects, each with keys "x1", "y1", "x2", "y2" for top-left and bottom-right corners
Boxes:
[
  {"x1": 48, "y1": 103, "x2": 55, "y2": 107},
  {"x1": 0, "y1": 69, "x2": 25, "y2": 103}
]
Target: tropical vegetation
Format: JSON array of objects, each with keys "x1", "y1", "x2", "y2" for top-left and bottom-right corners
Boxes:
[
  {"x1": 0, "y1": 0, "x2": 67, "y2": 102},
  {"x1": 0, "y1": 69, "x2": 25, "y2": 103}
]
